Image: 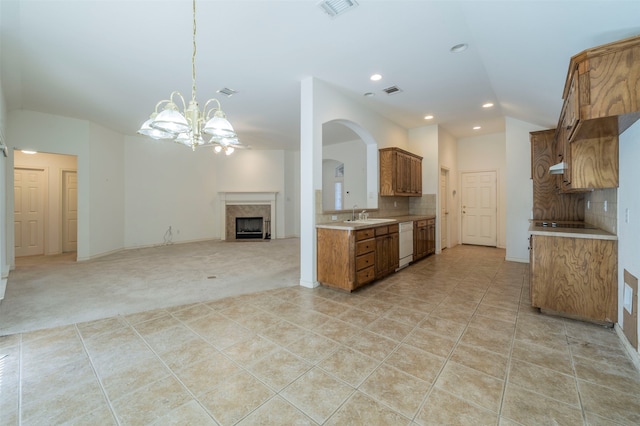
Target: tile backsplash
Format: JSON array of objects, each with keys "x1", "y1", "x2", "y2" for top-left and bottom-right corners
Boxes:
[
  {"x1": 315, "y1": 190, "x2": 437, "y2": 224},
  {"x1": 585, "y1": 188, "x2": 617, "y2": 234}
]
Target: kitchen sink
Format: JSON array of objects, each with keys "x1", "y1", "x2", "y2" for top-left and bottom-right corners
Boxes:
[{"x1": 344, "y1": 218, "x2": 397, "y2": 224}]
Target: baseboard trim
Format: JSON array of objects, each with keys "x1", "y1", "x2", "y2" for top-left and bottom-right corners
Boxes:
[
  {"x1": 615, "y1": 323, "x2": 640, "y2": 372},
  {"x1": 505, "y1": 256, "x2": 529, "y2": 263}
]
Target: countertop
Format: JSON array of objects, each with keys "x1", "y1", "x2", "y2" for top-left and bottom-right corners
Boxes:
[
  {"x1": 528, "y1": 221, "x2": 617, "y2": 240},
  {"x1": 316, "y1": 215, "x2": 435, "y2": 230}
]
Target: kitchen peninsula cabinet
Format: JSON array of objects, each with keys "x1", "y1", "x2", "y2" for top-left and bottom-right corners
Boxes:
[
  {"x1": 374, "y1": 224, "x2": 399, "y2": 279},
  {"x1": 529, "y1": 232, "x2": 617, "y2": 324},
  {"x1": 317, "y1": 227, "x2": 375, "y2": 292},
  {"x1": 379, "y1": 148, "x2": 422, "y2": 196},
  {"x1": 553, "y1": 35, "x2": 640, "y2": 191}
]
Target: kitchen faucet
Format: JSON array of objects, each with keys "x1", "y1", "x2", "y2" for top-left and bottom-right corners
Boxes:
[{"x1": 352, "y1": 204, "x2": 357, "y2": 221}]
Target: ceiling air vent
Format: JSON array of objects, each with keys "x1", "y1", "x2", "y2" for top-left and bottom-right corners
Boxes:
[
  {"x1": 383, "y1": 85, "x2": 403, "y2": 95},
  {"x1": 317, "y1": 0, "x2": 359, "y2": 18},
  {"x1": 217, "y1": 87, "x2": 237, "y2": 97}
]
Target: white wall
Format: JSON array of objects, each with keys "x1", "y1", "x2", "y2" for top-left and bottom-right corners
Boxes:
[
  {"x1": 322, "y1": 140, "x2": 367, "y2": 210},
  {"x1": 618, "y1": 119, "x2": 640, "y2": 353},
  {"x1": 0, "y1": 79, "x2": 7, "y2": 283},
  {"x1": 458, "y1": 132, "x2": 506, "y2": 249},
  {"x1": 14, "y1": 151, "x2": 77, "y2": 255},
  {"x1": 88, "y1": 123, "x2": 124, "y2": 258},
  {"x1": 284, "y1": 150, "x2": 300, "y2": 238},
  {"x1": 505, "y1": 117, "x2": 546, "y2": 262},
  {"x1": 439, "y1": 129, "x2": 460, "y2": 248},
  {"x1": 409, "y1": 125, "x2": 438, "y2": 194},
  {"x1": 124, "y1": 136, "x2": 292, "y2": 247}
]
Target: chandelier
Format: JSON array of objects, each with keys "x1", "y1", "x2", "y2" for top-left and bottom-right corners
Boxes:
[{"x1": 137, "y1": 0, "x2": 241, "y2": 155}]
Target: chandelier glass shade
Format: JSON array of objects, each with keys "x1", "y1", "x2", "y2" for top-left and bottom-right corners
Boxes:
[{"x1": 137, "y1": 0, "x2": 240, "y2": 153}]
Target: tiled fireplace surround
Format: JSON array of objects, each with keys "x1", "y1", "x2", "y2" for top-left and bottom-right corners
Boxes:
[{"x1": 220, "y1": 192, "x2": 277, "y2": 241}]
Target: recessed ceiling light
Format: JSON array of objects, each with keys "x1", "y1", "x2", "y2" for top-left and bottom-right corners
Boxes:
[
  {"x1": 370, "y1": 74, "x2": 382, "y2": 81},
  {"x1": 424, "y1": 115, "x2": 434, "y2": 120},
  {"x1": 482, "y1": 102, "x2": 494, "y2": 108},
  {"x1": 21, "y1": 150, "x2": 37, "y2": 154},
  {"x1": 450, "y1": 43, "x2": 468, "y2": 53},
  {"x1": 363, "y1": 92, "x2": 375, "y2": 97},
  {"x1": 473, "y1": 126, "x2": 481, "y2": 130}
]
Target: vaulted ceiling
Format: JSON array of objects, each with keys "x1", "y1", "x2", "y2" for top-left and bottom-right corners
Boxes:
[{"x1": 2, "y1": 1, "x2": 640, "y2": 150}]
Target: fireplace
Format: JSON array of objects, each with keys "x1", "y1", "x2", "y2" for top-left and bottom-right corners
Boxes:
[
  {"x1": 219, "y1": 192, "x2": 278, "y2": 241},
  {"x1": 235, "y1": 217, "x2": 264, "y2": 239}
]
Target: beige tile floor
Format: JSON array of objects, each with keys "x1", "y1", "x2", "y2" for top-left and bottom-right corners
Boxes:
[{"x1": 2, "y1": 245, "x2": 640, "y2": 425}]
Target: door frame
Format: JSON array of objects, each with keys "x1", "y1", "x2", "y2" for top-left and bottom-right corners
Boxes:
[
  {"x1": 61, "y1": 169, "x2": 78, "y2": 253},
  {"x1": 439, "y1": 166, "x2": 450, "y2": 252}
]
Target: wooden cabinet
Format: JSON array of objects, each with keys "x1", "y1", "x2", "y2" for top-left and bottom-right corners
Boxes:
[
  {"x1": 375, "y1": 224, "x2": 399, "y2": 278},
  {"x1": 413, "y1": 218, "x2": 436, "y2": 261},
  {"x1": 529, "y1": 234, "x2": 617, "y2": 323},
  {"x1": 426, "y1": 219, "x2": 436, "y2": 255},
  {"x1": 317, "y1": 227, "x2": 375, "y2": 292},
  {"x1": 553, "y1": 35, "x2": 640, "y2": 191},
  {"x1": 530, "y1": 129, "x2": 584, "y2": 220},
  {"x1": 379, "y1": 147, "x2": 422, "y2": 196},
  {"x1": 317, "y1": 224, "x2": 399, "y2": 292}
]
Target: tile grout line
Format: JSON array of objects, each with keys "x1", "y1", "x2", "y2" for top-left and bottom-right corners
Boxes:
[
  {"x1": 564, "y1": 319, "x2": 589, "y2": 425},
  {"x1": 409, "y1": 275, "x2": 491, "y2": 425},
  {"x1": 496, "y1": 271, "x2": 526, "y2": 425},
  {"x1": 126, "y1": 317, "x2": 223, "y2": 425},
  {"x1": 74, "y1": 323, "x2": 121, "y2": 426}
]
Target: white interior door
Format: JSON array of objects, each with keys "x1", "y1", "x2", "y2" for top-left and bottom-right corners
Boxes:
[
  {"x1": 440, "y1": 168, "x2": 448, "y2": 250},
  {"x1": 62, "y1": 170, "x2": 78, "y2": 252},
  {"x1": 14, "y1": 168, "x2": 46, "y2": 257},
  {"x1": 461, "y1": 171, "x2": 497, "y2": 247}
]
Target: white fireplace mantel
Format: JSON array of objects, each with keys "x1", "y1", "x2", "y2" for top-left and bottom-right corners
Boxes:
[{"x1": 219, "y1": 192, "x2": 278, "y2": 240}]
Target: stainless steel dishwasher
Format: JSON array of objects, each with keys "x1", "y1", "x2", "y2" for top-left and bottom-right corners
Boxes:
[{"x1": 398, "y1": 221, "x2": 413, "y2": 269}]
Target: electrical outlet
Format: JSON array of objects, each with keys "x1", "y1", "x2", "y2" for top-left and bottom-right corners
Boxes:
[
  {"x1": 587, "y1": 201, "x2": 591, "y2": 210},
  {"x1": 331, "y1": 215, "x2": 337, "y2": 221},
  {"x1": 604, "y1": 200, "x2": 608, "y2": 212},
  {"x1": 626, "y1": 208, "x2": 630, "y2": 224},
  {"x1": 394, "y1": 201, "x2": 397, "y2": 207}
]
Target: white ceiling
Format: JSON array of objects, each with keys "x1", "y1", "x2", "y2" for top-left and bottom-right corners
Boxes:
[{"x1": 2, "y1": 1, "x2": 640, "y2": 150}]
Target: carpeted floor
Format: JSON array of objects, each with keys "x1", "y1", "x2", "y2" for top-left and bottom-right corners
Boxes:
[{"x1": 0, "y1": 238, "x2": 300, "y2": 335}]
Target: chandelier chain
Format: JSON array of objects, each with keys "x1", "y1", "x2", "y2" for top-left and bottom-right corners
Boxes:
[{"x1": 191, "y1": 0, "x2": 197, "y2": 103}]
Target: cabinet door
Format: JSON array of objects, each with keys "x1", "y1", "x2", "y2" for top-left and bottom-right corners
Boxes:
[
  {"x1": 389, "y1": 232, "x2": 399, "y2": 270},
  {"x1": 426, "y1": 222, "x2": 436, "y2": 255},
  {"x1": 375, "y1": 235, "x2": 389, "y2": 277},
  {"x1": 530, "y1": 235, "x2": 617, "y2": 322},
  {"x1": 411, "y1": 156, "x2": 422, "y2": 194}
]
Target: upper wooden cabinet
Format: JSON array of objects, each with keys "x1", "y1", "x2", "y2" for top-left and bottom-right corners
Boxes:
[
  {"x1": 531, "y1": 129, "x2": 584, "y2": 220},
  {"x1": 379, "y1": 147, "x2": 422, "y2": 196},
  {"x1": 554, "y1": 35, "x2": 640, "y2": 191}
]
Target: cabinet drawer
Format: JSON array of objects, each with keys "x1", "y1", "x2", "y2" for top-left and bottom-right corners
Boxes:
[
  {"x1": 415, "y1": 220, "x2": 427, "y2": 227},
  {"x1": 426, "y1": 218, "x2": 435, "y2": 226},
  {"x1": 375, "y1": 226, "x2": 389, "y2": 236},
  {"x1": 356, "y1": 239, "x2": 375, "y2": 255},
  {"x1": 356, "y1": 266, "x2": 375, "y2": 285},
  {"x1": 356, "y1": 252, "x2": 374, "y2": 271},
  {"x1": 356, "y1": 229, "x2": 375, "y2": 241},
  {"x1": 388, "y1": 224, "x2": 399, "y2": 233}
]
